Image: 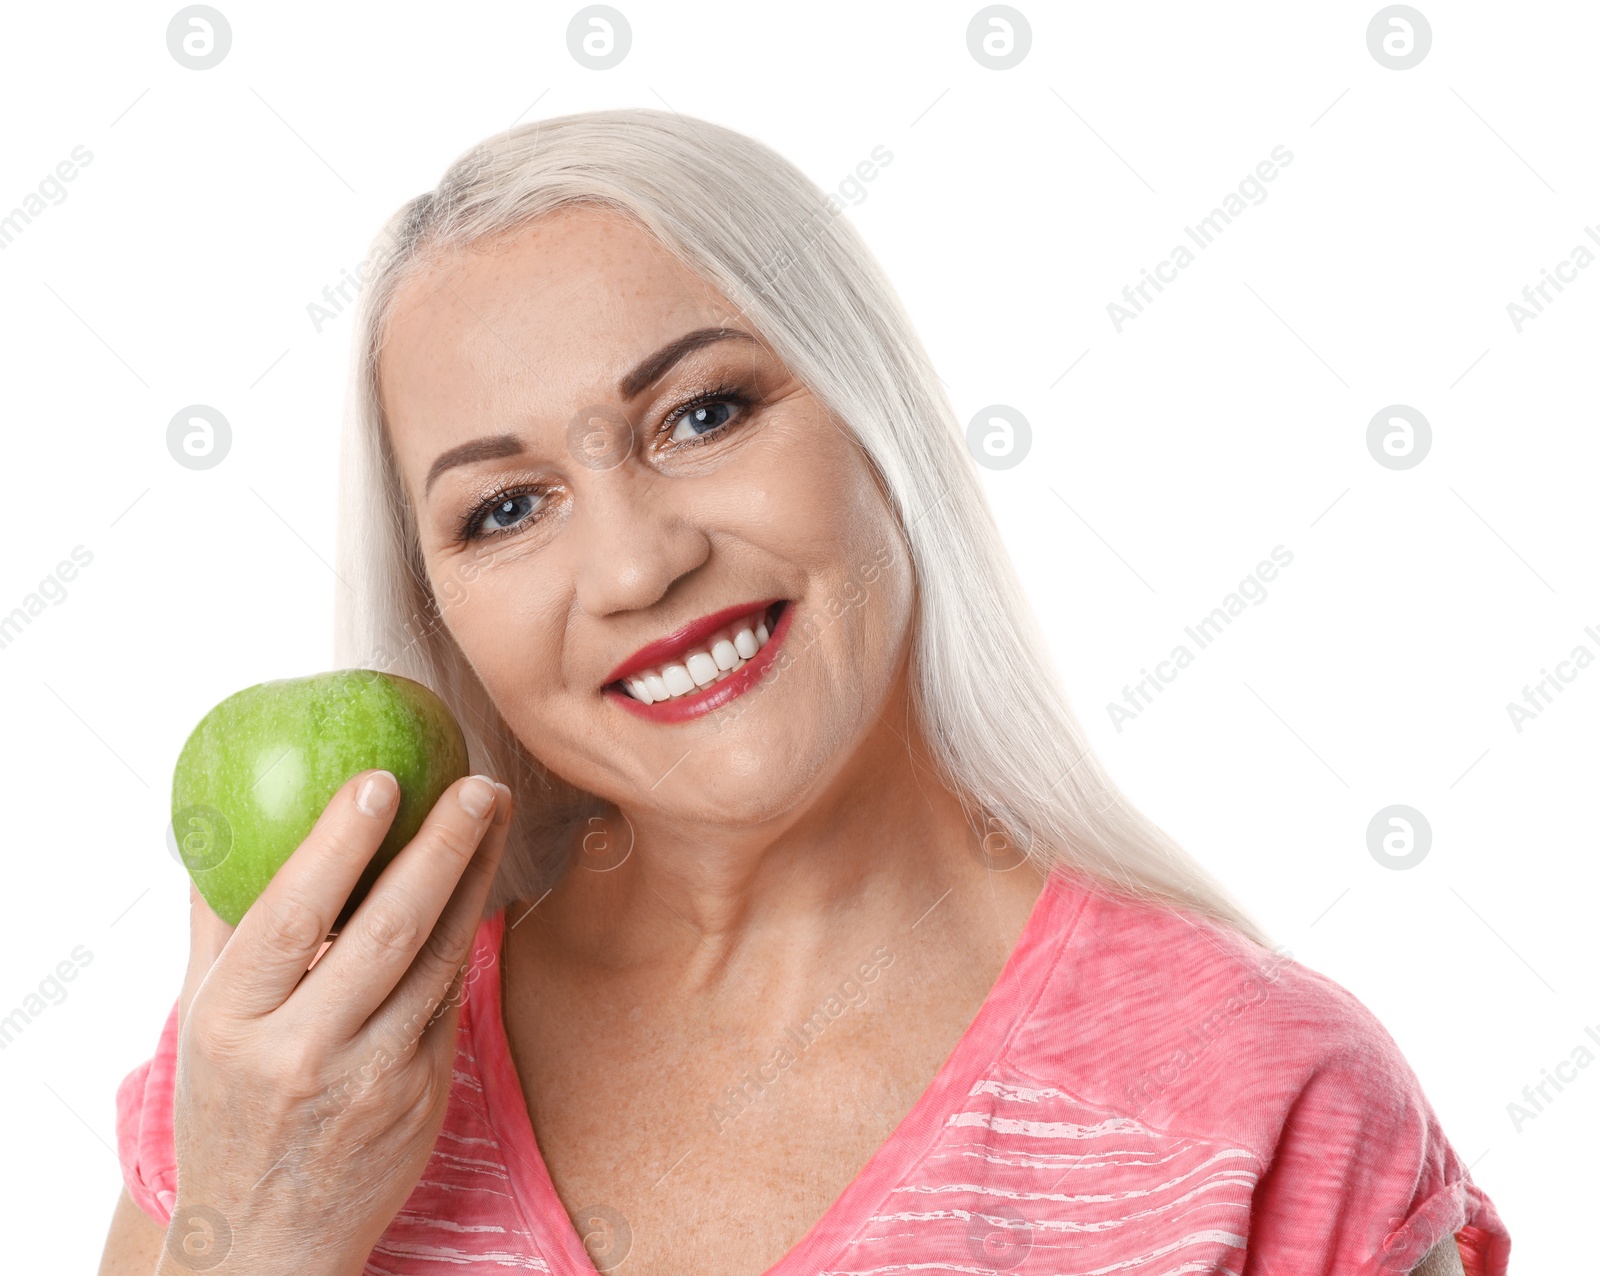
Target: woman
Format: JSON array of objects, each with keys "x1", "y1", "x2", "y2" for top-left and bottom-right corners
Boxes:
[{"x1": 101, "y1": 110, "x2": 1509, "y2": 1275}]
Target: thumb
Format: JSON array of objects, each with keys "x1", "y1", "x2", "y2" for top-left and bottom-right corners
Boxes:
[{"x1": 179, "y1": 882, "x2": 235, "y2": 1030}]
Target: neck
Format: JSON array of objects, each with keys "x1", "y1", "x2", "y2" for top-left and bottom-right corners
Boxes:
[{"x1": 518, "y1": 692, "x2": 1027, "y2": 994}]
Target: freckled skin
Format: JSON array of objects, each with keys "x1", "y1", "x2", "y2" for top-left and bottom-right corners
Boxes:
[
  {"x1": 379, "y1": 207, "x2": 917, "y2": 864},
  {"x1": 376, "y1": 205, "x2": 1048, "y2": 1274}
]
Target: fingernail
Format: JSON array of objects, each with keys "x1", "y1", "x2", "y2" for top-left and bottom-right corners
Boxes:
[
  {"x1": 492, "y1": 781, "x2": 512, "y2": 826},
  {"x1": 356, "y1": 771, "x2": 399, "y2": 817},
  {"x1": 459, "y1": 775, "x2": 498, "y2": 819}
]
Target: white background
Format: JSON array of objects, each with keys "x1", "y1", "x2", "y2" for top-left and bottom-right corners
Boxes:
[{"x1": 1, "y1": 0, "x2": 1592, "y2": 1269}]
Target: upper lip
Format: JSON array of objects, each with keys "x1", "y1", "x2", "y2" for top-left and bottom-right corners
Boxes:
[{"x1": 604, "y1": 598, "x2": 783, "y2": 685}]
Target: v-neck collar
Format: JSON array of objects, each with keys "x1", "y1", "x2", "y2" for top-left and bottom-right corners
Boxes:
[{"x1": 468, "y1": 866, "x2": 1087, "y2": 1276}]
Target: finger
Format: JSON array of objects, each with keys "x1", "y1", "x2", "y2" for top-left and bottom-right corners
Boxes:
[
  {"x1": 412, "y1": 954, "x2": 475, "y2": 1079},
  {"x1": 179, "y1": 883, "x2": 235, "y2": 1032},
  {"x1": 210, "y1": 768, "x2": 401, "y2": 1019},
  {"x1": 297, "y1": 775, "x2": 507, "y2": 1040},
  {"x1": 362, "y1": 781, "x2": 511, "y2": 1061}
]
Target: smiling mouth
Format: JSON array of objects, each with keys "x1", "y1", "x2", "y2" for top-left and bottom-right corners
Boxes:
[{"x1": 608, "y1": 601, "x2": 787, "y2": 705}]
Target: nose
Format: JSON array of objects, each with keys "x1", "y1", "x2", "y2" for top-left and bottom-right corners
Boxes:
[{"x1": 567, "y1": 465, "x2": 711, "y2": 619}]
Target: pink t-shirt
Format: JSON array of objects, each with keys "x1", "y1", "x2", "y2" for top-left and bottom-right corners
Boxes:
[{"x1": 117, "y1": 865, "x2": 1511, "y2": 1274}]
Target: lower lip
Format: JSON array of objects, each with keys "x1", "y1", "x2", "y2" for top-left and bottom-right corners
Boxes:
[{"x1": 604, "y1": 601, "x2": 794, "y2": 723}]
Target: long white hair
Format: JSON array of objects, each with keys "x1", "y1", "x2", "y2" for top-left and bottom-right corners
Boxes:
[{"x1": 333, "y1": 107, "x2": 1273, "y2": 950}]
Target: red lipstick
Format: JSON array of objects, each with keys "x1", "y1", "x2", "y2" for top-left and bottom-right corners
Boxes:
[
  {"x1": 604, "y1": 598, "x2": 784, "y2": 685},
  {"x1": 604, "y1": 599, "x2": 794, "y2": 723}
]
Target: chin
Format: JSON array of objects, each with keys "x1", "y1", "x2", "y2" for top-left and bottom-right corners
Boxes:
[{"x1": 633, "y1": 716, "x2": 864, "y2": 832}]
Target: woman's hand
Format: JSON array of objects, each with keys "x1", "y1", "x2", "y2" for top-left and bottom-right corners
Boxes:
[{"x1": 159, "y1": 769, "x2": 512, "y2": 1276}]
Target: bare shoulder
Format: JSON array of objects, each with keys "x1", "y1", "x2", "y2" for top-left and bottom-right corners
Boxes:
[
  {"x1": 1411, "y1": 1233, "x2": 1466, "y2": 1275},
  {"x1": 98, "y1": 1186, "x2": 166, "y2": 1276}
]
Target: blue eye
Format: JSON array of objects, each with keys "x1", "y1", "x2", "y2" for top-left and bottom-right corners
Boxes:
[
  {"x1": 456, "y1": 383, "x2": 752, "y2": 544},
  {"x1": 668, "y1": 399, "x2": 737, "y2": 443},
  {"x1": 466, "y1": 490, "x2": 544, "y2": 540},
  {"x1": 663, "y1": 384, "x2": 750, "y2": 446}
]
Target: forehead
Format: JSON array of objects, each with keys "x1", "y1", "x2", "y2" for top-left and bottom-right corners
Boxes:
[{"x1": 378, "y1": 205, "x2": 739, "y2": 471}]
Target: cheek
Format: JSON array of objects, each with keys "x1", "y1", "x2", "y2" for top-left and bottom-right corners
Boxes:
[
  {"x1": 740, "y1": 415, "x2": 891, "y2": 565},
  {"x1": 747, "y1": 421, "x2": 912, "y2": 661},
  {"x1": 791, "y1": 529, "x2": 914, "y2": 711},
  {"x1": 847, "y1": 550, "x2": 915, "y2": 679},
  {"x1": 430, "y1": 554, "x2": 566, "y2": 693}
]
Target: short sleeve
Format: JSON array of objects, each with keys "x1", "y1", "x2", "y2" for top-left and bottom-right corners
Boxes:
[
  {"x1": 1242, "y1": 1000, "x2": 1511, "y2": 1276},
  {"x1": 114, "y1": 996, "x2": 181, "y2": 1229}
]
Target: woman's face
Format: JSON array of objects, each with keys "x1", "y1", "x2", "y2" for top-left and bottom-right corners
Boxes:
[{"x1": 378, "y1": 205, "x2": 915, "y2": 829}]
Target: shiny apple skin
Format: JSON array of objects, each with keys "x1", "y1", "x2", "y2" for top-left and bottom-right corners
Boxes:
[{"x1": 171, "y1": 669, "x2": 470, "y2": 930}]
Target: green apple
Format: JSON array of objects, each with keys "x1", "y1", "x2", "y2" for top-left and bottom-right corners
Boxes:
[{"x1": 171, "y1": 669, "x2": 470, "y2": 930}]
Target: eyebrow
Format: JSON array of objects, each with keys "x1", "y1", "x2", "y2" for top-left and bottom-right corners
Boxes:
[
  {"x1": 421, "y1": 326, "x2": 759, "y2": 498},
  {"x1": 422, "y1": 434, "x2": 525, "y2": 498},
  {"x1": 616, "y1": 325, "x2": 756, "y2": 398}
]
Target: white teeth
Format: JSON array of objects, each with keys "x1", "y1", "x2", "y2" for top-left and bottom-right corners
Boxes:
[
  {"x1": 686, "y1": 651, "x2": 719, "y2": 686},
  {"x1": 625, "y1": 676, "x2": 654, "y2": 705},
  {"x1": 617, "y1": 606, "x2": 780, "y2": 703}
]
